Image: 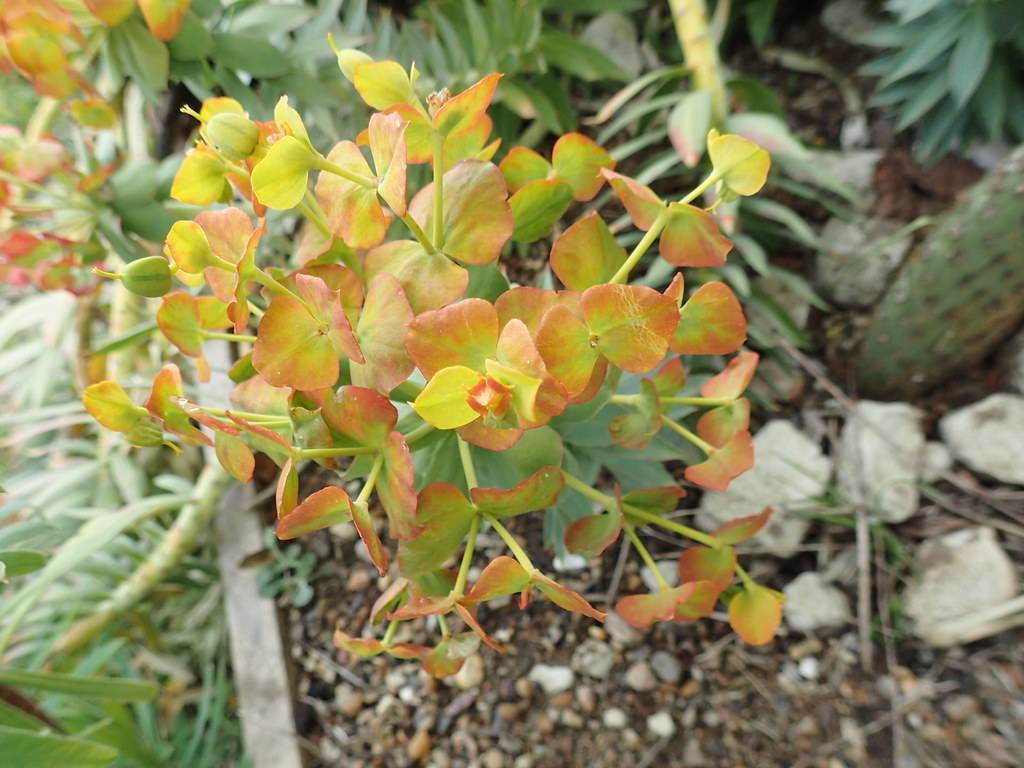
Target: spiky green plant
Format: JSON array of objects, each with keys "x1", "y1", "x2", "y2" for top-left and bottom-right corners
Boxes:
[{"x1": 856, "y1": 145, "x2": 1024, "y2": 399}]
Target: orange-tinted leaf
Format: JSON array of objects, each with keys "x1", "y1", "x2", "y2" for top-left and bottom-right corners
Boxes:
[
  {"x1": 509, "y1": 179, "x2": 574, "y2": 243},
  {"x1": 678, "y1": 545, "x2": 736, "y2": 590},
  {"x1": 499, "y1": 146, "x2": 551, "y2": 194},
  {"x1": 549, "y1": 213, "x2": 626, "y2": 291},
  {"x1": 365, "y1": 240, "x2": 468, "y2": 313},
  {"x1": 697, "y1": 398, "x2": 751, "y2": 448},
  {"x1": 536, "y1": 303, "x2": 599, "y2": 398},
  {"x1": 684, "y1": 430, "x2": 754, "y2": 491},
  {"x1": 334, "y1": 629, "x2": 385, "y2": 659},
  {"x1": 609, "y1": 378, "x2": 661, "y2": 449},
  {"x1": 365, "y1": 113, "x2": 408, "y2": 208},
  {"x1": 471, "y1": 465, "x2": 564, "y2": 518},
  {"x1": 462, "y1": 556, "x2": 531, "y2": 605},
  {"x1": 494, "y1": 287, "x2": 560, "y2": 335},
  {"x1": 581, "y1": 284, "x2": 678, "y2": 373},
  {"x1": 276, "y1": 459, "x2": 298, "y2": 518},
  {"x1": 410, "y1": 160, "x2": 512, "y2": 266},
  {"x1": 700, "y1": 350, "x2": 759, "y2": 400},
  {"x1": 252, "y1": 274, "x2": 363, "y2": 390},
  {"x1": 397, "y1": 483, "x2": 476, "y2": 577},
  {"x1": 668, "y1": 91, "x2": 712, "y2": 167},
  {"x1": 315, "y1": 141, "x2": 387, "y2": 249},
  {"x1": 214, "y1": 431, "x2": 255, "y2": 482},
  {"x1": 660, "y1": 203, "x2": 732, "y2": 268},
  {"x1": 422, "y1": 633, "x2": 480, "y2": 678},
  {"x1": 728, "y1": 584, "x2": 783, "y2": 645},
  {"x1": 564, "y1": 507, "x2": 622, "y2": 557},
  {"x1": 453, "y1": 602, "x2": 506, "y2": 653},
  {"x1": 321, "y1": 385, "x2": 397, "y2": 448},
  {"x1": 379, "y1": 430, "x2": 418, "y2": 540},
  {"x1": 276, "y1": 486, "x2": 353, "y2": 540},
  {"x1": 349, "y1": 500, "x2": 387, "y2": 575},
  {"x1": 600, "y1": 169, "x2": 663, "y2": 229},
  {"x1": 457, "y1": 420, "x2": 523, "y2": 451},
  {"x1": 671, "y1": 281, "x2": 746, "y2": 355},
  {"x1": 616, "y1": 585, "x2": 696, "y2": 629},
  {"x1": 551, "y1": 132, "x2": 614, "y2": 201},
  {"x1": 145, "y1": 364, "x2": 210, "y2": 445},
  {"x1": 389, "y1": 594, "x2": 455, "y2": 621},
  {"x1": 714, "y1": 507, "x2": 773, "y2": 545},
  {"x1": 83, "y1": 380, "x2": 145, "y2": 432},
  {"x1": 406, "y1": 298, "x2": 498, "y2": 378},
  {"x1": 532, "y1": 573, "x2": 606, "y2": 621},
  {"x1": 433, "y1": 72, "x2": 502, "y2": 137},
  {"x1": 136, "y1": 0, "x2": 189, "y2": 40},
  {"x1": 157, "y1": 292, "x2": 204, "y2": 357},
  {"x1": 83, "y1": 0, "x2": 134, "y2": 26},
  {"x1": 351, "y1": 274, "x2": 414, "y2": 393},
  {"x1": 675, "y1": 580, "x2": 723, "y2": 621},
  {"x1": 651, "y1": 357, "x2": 687, "y2": 399}
]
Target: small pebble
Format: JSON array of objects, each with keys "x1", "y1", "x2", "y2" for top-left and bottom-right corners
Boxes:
[
  {"x1": 571, "y1": 638, "x2": 615, "y2": 680},
  {"x1": 575, "y1": 685, "x2": 596, "y2": 713},
  {"x1": 345, "y1": 567, "x2": 373, "y2": 591},
  {"x1": 798, "y1": 657, "x2": 820, "y2": 680},
  {"x1": 647, "y1": 711, "x2": 677, "y2": 738},
  {"x1": 624, "y1": 661, "x2": 658, "y2": 692},
  {"x1": 407, "y1": 728, "x2": 431, "y2": 761},
  {"x1": 481, "y1": 748, "x2": 505, "y2": 768},
  {"x1": 528, "y1": 664, "x2": 575, "y2": 695},
  {"x1": 603, "y1": 707, "x2": 628, "y2": 729},
  {"x1": 335, "y1": 684, "x2": 364, "y2": 718},
  {"x1": 650, "y1": 650, "x2": 683, "y2": 684}
]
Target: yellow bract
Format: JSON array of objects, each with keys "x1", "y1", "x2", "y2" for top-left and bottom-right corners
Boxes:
[
  {"x1": 707, "y1": 129, "x2": 771, "y2": 199},
  {"x1": 251, "y1": 136, "x2": 318, "y2": 210},
  {"x1": 412, "y1": 365, "x2": 483, "y2": 430}
]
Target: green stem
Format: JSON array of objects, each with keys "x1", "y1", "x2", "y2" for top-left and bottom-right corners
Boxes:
[
  {"x1": 403, "y1": 422, "x2": 434, "y2": 445},
  {"x1": 197, "y1": 406, "x2": 284, "y2": 423},
  {"x1": 611, "y1": 393, "x2": 732, "y2": 408},
  {"x1": 660, "y1": 414, "x2": 714, "y2": 455},
  {"x1": 356, "y1": 452, "x2": 385, "y2": 505},
  {"x1": 248, "y1": 268, "x2": 301, "y2": 301},
  {"x1": 316, "y1": 156, "x2": 377, "y2": 188},
  {"x1": 609, "y1": 207, "x2": 670, "y2": 285},
  {"x1": 382, "y1": 619, "x2": 400, "y2": 647},
  {"x1": 561, "y1": 470, "x2": 613, "y2": 509},
  {"x1": 625, "y1": 524, "x2": 670, "y2": 591},
  {"x1": 734, "y1": 561, "x2": 755, "y2": 589},
  {"x1": 93, "y1": 267, "x2": 123, "y2": 280},
  {"x1": 452, "y1": 515, "x2": 480, "y2": 597},
  {"x1": 457, "y1": 436, "x2": 478, "y2": 489},
  {"x1": 431, "y1": 131, "x2": 445, "y2": 249},
  {"x1": 437, "y1": 613, "x2": 451, "y2": 639},
  {"x1": 678, "y1": 168, "x2": 721, "y2": 206},
  {"x1": 297, "y1": 199, "x2": 332, "y2": 239},
  {"x1": 400, "y1": 213, "x2": 436, "y2": 254},
  {"x1": 624, "y1": 505, "x2": 720, "y2": 549},
  {"x1": 294, "y1": 446, "x2": 378, "y2": 461},
  {"x1": 202, "y1": 331, "x2": 256, "y2": 343},
  {"x1": 483, "y1": 513, "x2": 537, "y2": 574}
]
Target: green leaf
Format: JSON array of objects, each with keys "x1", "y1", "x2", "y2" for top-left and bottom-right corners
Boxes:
[
  {"x1": 668, "y1": 91, "x2": 712, "y2": 167},
  {"x1": 948, "y1": 6, "x2": 991, "y2": 107},
  {"x1": 509, "y1": 179, "x2": 574, "y2": 243},
  {"x1": 538, "y1": 31, "x2": 626, "y2": 81},
  {"x1": 0, "y1": 550, "x2": 46, "y2": 579},
  {"x1": 0, "y1": 669, "x2": 159, "y2": 701},
  {"x1": 398, "y1": 483, "x2": 476, "y2": 577},
  {"x1": 108, "y1": 17, "x2": 169, "y2": 98},
  {"x1": 0, "y1": 726, "x2": 117, "y2": 768},
  {"x1": 211, "y1": 34, "x2": 291, "y2": 78}
]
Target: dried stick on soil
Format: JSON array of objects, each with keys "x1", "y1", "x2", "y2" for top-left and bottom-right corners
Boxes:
[{"x1": 855, "y1": 504, "x2": 873, "y2": 673}]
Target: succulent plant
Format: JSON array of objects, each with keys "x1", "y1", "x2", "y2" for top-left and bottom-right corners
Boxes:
[{"x1": 856, "y1": 146, "x2": 1024, "y2": 399}]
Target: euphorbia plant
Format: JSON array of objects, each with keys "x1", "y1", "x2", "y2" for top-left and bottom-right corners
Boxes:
[{"x1": 83, "y1": 46, "x2": 785, "y2": 677}]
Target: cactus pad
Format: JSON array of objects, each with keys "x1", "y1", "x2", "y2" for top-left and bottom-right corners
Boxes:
[{"x1": 856, "y1": 147, "x2": 1024, "y2": 399}]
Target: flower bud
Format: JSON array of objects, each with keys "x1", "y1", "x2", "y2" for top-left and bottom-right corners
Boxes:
[
  {"x1": 125, "y1": 416, "x2": 165, "y2": 448},
  {"x1": 122, "y1": 256, "x2": 172, "y2": 298},
  {"x1": 337, "y1": 48, "x2": 373, "y2": 82},
  {"x1": 205, "y1": 112, "x2": 259, "y2": 159}
]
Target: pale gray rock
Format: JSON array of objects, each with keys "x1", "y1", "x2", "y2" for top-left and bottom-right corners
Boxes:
[
  {"x1": 650, "y1": 651, "x2": 683, "y2": 684},
  {"x1": 647, "y1": 711, "x2": 677, "y2": 738},
  {"x1": 783, "y1": 572, "x2": 851, "y2": 632},
  {"x1": 837, "y1": 401, "x2": 926, "y2": 522},
  {"x1": 602, "y1": 707, "x2": 628, "y2": 729},
  {"x1": 939, "y1": 394, "x2": 1024, "y2": 484},
  {"x1": 816, "y1": 217, "x2": 913, "y2": 308},
  {"x1": 640, "y1": 560, "x2": 680, "y2": 593},
  {"x1": 527, "y1": 664, "x2": 575, "y2": 695},
  {"x1": 904, "y1": 527, "x2": 1018, "y2": 637},
  {"x1": 922, "y1": 442, "x2": 953, "y2": 483},
  {"x1": 571, "y1": 639, "x2": 614, "y2": 680},
  {"x1": 699, "y1": 421, "x2": 833, "y2": 557}
]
